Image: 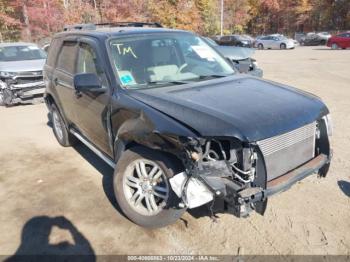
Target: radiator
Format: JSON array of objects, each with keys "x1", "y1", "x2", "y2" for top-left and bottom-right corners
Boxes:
[{"x1": 257, "y1": 122, "x2": 316, "y2": 181}]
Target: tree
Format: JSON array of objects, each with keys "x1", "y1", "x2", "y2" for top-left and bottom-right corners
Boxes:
[{"x1": 0, "y1": 0, "x2": 21, "y2": 41}]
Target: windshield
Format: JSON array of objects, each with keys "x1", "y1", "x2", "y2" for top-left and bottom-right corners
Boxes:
[
  {"x1": 109, "y1": 33, "x2": 234, "y2": 89},
  {"x1": 0, "y1": 45, "x2": 47, "y2": 62},
  {"x1": 204, "y1": 37, "x2": 218, "y2": 47}
]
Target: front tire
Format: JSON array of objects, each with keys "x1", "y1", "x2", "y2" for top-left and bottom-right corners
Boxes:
[
  {"x1": 0, "y1": 90, "x2": 4, "y2": 106},
  {"x1": 331, "y1": 43, "x2": 338, "y2": 50},
  {"x1": 258, "y1": 43, "x2": 264, "y2": 50},
  {"x1": 280, "y1": 43, "x2": 286, "y2": 49},
  {"x1": 114, "y1": 147, "x2": 186, "y2": 228},
  {"x1": 50, "y1": 104, "x2": 77, "y2": 147}
]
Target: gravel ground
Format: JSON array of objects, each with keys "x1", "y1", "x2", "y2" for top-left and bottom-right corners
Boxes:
[{"x1": 0, "y1": 46, "x2": 349, "y2": 257}]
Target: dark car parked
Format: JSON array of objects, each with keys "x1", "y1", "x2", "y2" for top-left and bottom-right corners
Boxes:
[
  {"x1": 44, "y1": 22, "x2": 332, "y2": 228},
  {"x1": 215, "y1": 34, "x2": 253, "y2": 48},
  {"x1": 300, "y1": 33, "x2": 328, "y2": 46}
]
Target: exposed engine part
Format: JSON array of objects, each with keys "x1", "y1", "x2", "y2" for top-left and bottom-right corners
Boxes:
[{"x1": 174, "y1": 138, "x2": 260, "y2": 215}]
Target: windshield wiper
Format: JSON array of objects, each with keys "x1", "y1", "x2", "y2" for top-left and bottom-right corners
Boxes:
[
  {"x1": 147, "y1": 80, "x2": 188, "y2": 86},
  {"x1": 197, "y1": 74, "x2": 229, "y2": 80}
]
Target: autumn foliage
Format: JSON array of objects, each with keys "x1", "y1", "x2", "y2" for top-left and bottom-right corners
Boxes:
[{"x1": 0, "y1": 0, "x2": 349, "y2": 42}]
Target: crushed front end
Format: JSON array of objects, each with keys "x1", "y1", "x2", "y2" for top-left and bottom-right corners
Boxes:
[
  {"x1": 0, "y1": 71, "x2": 45, "y2": 106},
  {"x1": 231, "y1": 57, "x2": 263, "y2": 78},
  {"x1": 170, "y1": 116, "x2": 332, "y2": 218}
]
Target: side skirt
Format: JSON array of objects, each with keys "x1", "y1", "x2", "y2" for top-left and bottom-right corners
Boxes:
[{"x1": 70, "y1": 128, "x2": 116, "y2": 169}]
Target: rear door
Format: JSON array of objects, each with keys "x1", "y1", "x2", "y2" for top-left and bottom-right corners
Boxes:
[
  {"x1": 263, "y1": 36, "x2": 272, "y2": 48},
  {"x1": 338, "y1": 33, "x2": 350, "y2": 48},
  {"x1": 73, "y1": 37, "x2": 112, "y2": 156},
  {"x1": 52, "y1": 40, "x2": 78, "y2": 124},
  {"x1": 345, "y1": 33, "x2": 350, "y2": 48},
  {"x1": 220, "y1": 36, "x2": 231, "y2": 46}
]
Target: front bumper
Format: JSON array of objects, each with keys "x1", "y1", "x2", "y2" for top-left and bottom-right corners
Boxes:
[
  {"x1": 260, "y1": 154, "x2": 328, "y2": 198},
  {"x1": 247, "y1": 68, "x2": 263, "y2": 78},
  {"x1": 1, "y1": 80, "x2": 45, "y2": 105},
  {"x1": 286, "y1": 42, "x2": 295, "y2": 49}
]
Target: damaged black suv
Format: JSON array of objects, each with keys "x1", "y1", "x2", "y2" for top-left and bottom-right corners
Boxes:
[{"x1": 44, "y1": 22, "x2": 332, "y2": 228}]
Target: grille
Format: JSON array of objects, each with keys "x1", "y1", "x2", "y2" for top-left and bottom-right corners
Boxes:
[
  {"x1": 257, "y1": 122, "x2": 316, "y2": 181},
  {"x1": 15, "y1": 76, "x2": 43, "y2": 85},
  {"x1": 16, "y1": 71, "x2": 43, "y2": 77}
]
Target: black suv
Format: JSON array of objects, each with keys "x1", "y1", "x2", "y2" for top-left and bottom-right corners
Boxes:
[{"x1": 44, "y1": 22, "x2": 332, "y2": 228}]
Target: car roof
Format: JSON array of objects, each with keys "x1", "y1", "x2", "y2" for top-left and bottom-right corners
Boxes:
[
  {"x1": 0, "y1": 42, "x2": 39, "y2": 47},
  {"x1": 53, "y1": 27, "x2": 190, "y2": 40}
]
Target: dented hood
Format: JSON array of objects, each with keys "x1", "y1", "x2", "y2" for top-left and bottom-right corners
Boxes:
[
  {"x1": 0, "y1": 59, "x2": 45, "y2": 72},
  {"x1": 126, "y1": 75, "x2": 328, "y2": 142},
  {"x1": 214, "y1": 46, "x2": 255, "y2": 60}
]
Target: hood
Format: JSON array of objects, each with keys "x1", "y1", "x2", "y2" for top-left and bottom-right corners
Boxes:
[
  {"x1": 126, "y1": 75, "x2": 328, "y2": 142},
  {"x1": 214, "y1": 46, "x2": 254, "y2": 61},
  {"x1": 0, "y1": 59, "x2": 46, "y2": 72}
]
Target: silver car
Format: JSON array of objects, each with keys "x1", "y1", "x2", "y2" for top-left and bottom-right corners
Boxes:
[
  {"x1": 0, "y1": 42, "x2": 46, "y2": 106},
  {"x1": 256, "y1": 35, "x2": 295, "y2": 50}
]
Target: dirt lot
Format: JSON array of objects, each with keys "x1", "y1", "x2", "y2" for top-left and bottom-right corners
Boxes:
[{"x1": 0, "y1": 46, "x2": 349, "y2": 257}]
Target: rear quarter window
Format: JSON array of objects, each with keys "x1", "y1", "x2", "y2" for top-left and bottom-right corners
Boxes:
[{"x1": 56, "y1": 41, "x2": 77, "y2": 74}]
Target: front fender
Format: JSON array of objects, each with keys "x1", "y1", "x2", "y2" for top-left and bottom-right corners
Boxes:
[{"x1": 111, "y1": 92, "x2": 198, "y2": 162}]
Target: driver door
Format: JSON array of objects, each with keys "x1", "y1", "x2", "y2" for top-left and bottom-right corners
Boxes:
[{"x1": 72, "y1": 38, "x2": 113, "y2": 156}]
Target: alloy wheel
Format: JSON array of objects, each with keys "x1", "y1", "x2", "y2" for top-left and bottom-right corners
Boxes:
[
  {"x1": 123, "y1": 159, "x2": 169, "y2": 216},
  {"x1": 52, "y1": 110, "x2": 64, "y2": 141},
  {"x1": 0, "y1": 90, "x2": 4, "y2": 106}
]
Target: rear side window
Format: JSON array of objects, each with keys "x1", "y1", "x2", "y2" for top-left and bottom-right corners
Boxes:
[
  {"x1": 46, "y1": 39, "x2": 60, "y2": 67},
  {"x1": 56, "y1": 41, "x2": 77, "y2": 74}
]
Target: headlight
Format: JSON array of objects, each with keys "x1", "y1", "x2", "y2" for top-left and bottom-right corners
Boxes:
[
  {"x1": 323, "y1": 114, "x2": 333, "y2": 137},
  {"x1": 0, "y1": 71, "x2": 16, "y2": 78}
]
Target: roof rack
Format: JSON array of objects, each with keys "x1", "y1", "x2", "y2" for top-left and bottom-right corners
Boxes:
[
  {"x1": 63, "y1": 22, "x2": 162, "y2": 31},
  {"x1": 96, "y1": 22, "x2": 163, "y2": 28},
  {"x1": 63, "y1": 23, "x2": 97, "y2": 31}
]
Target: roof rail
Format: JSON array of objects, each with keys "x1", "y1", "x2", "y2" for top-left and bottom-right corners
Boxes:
[
  {"x1": 96, "y1": 22, "x2": 163, "y2": 28},
  {"x1": 63, "y1": 23, "x2": 97, "y2": 31},
  {"x1": 63, "y1": 22, "x2": 162, "y2": 31}
]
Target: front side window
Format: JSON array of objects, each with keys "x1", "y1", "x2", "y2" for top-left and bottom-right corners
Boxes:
[
  {"x1": 109, "y1": 33, "x2": 234, "y2": 89},
  {"x1": 221, "y1": 36, "x2": 231, "y2": 41},
  {"x1": 77, "y1": 43, "x2": 98, "y2": 75},
  {"x1": 0, "y1": 45, "x2": 46, "y2": 62},
  {"x1": 56, "y1": 41, "x2": 77, "y2": 74}
]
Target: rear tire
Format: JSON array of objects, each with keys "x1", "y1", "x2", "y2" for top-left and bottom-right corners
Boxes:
[
  {"x1": 280, "y1": 43, "x2": 286, "y2": 49},
  {"x1": 50, "y1": 104, "x2": 77, "y2": 147},
  {"x1": 258, "y1": 43, "x2": 264, "y2": 50},
  {"x1": 113, "y1": 146, "x2": 186, "y2": 228}
]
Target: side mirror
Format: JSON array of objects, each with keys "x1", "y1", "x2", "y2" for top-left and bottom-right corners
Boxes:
[{"x1": 73, "y1": 73, "x2": 105, "y2": 93}]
